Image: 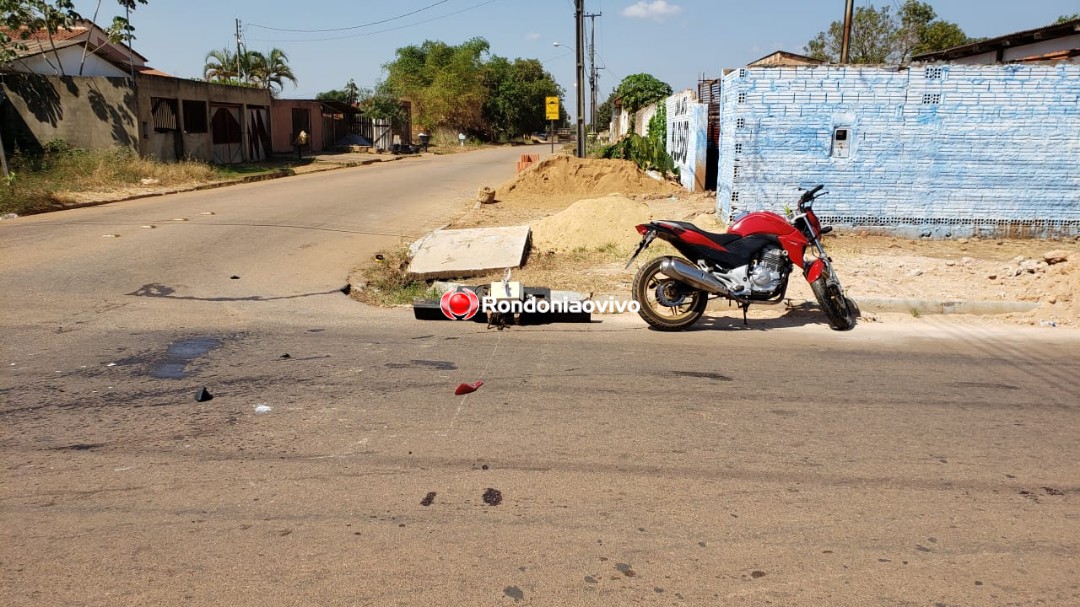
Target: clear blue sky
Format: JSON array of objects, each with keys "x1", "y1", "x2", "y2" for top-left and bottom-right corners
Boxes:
[{"x1": 80, "y1": 0, "x2": 1079, "y2": 117}]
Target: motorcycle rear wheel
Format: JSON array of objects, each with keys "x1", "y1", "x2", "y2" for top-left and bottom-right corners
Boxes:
[
  {"x1": 811, "y1": 276, "x2": 856, "y2": 331},
  {"x1": 632, "y1": 256, "x2": 708, "y2": 331}
]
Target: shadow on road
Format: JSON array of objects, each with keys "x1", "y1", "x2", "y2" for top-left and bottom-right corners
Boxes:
[{"x1": 677, "y1": 305, "x2": 843, "y2": 332}]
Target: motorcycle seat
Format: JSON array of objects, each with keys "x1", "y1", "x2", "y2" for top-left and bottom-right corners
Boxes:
[{"x1": 662, "y1": 221, "x2": 742, "y2": 247}]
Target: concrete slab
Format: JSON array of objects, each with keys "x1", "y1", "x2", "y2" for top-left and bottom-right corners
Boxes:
[{"x1": 408, "y1": 225, "x2": 532, "y2": 279}]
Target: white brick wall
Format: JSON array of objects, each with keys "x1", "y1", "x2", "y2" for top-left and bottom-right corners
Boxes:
[{"x1": 717, "y1": 63, "x2": 1080, "y2": 237}]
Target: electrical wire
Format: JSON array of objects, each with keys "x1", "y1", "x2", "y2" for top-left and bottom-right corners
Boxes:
[
  {"x1": 247, "y1": 0, "x2": 449, "y2": 33},
  {"x1": 245, "y1": 0, "x2": 500, "y2": 43}
]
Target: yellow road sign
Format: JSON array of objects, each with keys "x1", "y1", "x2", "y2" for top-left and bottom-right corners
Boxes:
[{"x1": 545, "y1": 96, "x2": 560, "y2": 120}]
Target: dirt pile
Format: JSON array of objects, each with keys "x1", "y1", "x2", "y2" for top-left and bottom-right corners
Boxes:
[
  {"x1": 530, "y1": 195, "x2": 653, "y2": 252},
  {"x1": 996, "y1": 250, "x2": 1078, "y2": 325},
  {"x1": 496, "y1": 155, "x2": 681, "y2": 203}
]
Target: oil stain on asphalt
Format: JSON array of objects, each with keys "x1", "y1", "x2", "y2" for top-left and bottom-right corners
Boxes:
[{"x1": 151, "y1": 338, "x2": 222, "y2": 379}]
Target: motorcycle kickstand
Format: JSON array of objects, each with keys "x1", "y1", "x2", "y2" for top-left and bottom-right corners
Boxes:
[{"x1": 741, "y1": 302, "x2": 751, "y2": 326}]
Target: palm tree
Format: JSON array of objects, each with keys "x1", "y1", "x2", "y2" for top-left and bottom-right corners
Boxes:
[
  {"x1": 204, "y1": 47, "x2": 238, "y2": 83},
  {"x1": 248, "y1": 48, "x2": 298, "y2": 96}
]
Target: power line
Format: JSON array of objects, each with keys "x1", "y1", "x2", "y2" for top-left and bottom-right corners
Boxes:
[
  {"x1": 245, "y1": 0, "x2": 500, "y2": 43},
  {"x1": 248, "y1": 0, "x2": 449, "y2": 33}
]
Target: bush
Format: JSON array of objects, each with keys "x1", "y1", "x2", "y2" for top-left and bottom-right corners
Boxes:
[
  {"x1": 596, "y1": 103, "x2": 674, "y2": 175},
  {"x1": 352, "y1": 247, "x2": 440, "y2": 306}
]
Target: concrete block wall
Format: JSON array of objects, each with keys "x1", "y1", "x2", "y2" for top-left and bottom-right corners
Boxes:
[
  {"x1": 717, "y1": 64, "x2": 1080, "y2": 238},
  {"x1": 665, "y1": 90, "x2": 709, "y2": 192}
]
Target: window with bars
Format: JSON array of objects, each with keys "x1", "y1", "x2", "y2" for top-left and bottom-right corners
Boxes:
[
  {"x1": 922, "y1": 93, "x2": 941, "y2": 104},
  {"x1": 925, "y1": 67, "x2": 943, "y2": 79},
  {"x1": 182, "y1": 100, "x2": 208, "y2": 133},
  {"x1": 151, "y1": 97, "x2": 178, "y2": 132}
]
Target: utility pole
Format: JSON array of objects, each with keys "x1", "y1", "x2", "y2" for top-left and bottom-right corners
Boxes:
[
  {"x1": 0, "y1": 91, "x2": 9, "y2": 180},
  {"x1": 235, "y1": 18, "x2": 243, "y2": 82},
  {"x1": 585, "y1": 12, "x2": 601, "y2": 134},
  {"x1": 575, "y1": 0, "x2": 586, "y2": 158},
  {"x1": 840, "y1": 0, "x2": 854, "y2": 64}
]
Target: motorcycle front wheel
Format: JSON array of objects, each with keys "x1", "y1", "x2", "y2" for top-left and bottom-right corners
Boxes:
[
  {"x1": 632, "y1": 256, "x2": 708, "y2": 331},
  {"x1": 811, "y1": 276, "x2": 856, "y2": 331}
]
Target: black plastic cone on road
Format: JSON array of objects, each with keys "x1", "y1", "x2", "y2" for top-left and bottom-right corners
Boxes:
[{"x1": 195, "y1": 387, "x2": 213, "y2": 402}]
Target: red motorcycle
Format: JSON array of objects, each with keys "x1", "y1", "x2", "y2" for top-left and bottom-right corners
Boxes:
[{"x1": 626, "y1": 185, "x2": 856, "y2": 331}]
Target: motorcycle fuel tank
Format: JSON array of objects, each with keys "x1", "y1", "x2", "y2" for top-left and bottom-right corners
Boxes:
[{"x1": 728, "y1": 211, "x2": 798, "y2": 238}]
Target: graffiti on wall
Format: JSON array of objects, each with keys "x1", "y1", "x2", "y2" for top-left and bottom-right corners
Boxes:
[{"x1": 666, "y1": 90, "x2": 709, "y2": 192}]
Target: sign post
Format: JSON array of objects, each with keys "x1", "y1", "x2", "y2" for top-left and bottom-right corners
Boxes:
[{"x1": 545, "y1": 96, "x2": 560, "y2": 153}]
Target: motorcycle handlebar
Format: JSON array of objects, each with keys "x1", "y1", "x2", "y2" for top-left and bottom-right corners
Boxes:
[{"x1": 800, "y1": 184, "x2": 825, "y2": 203}]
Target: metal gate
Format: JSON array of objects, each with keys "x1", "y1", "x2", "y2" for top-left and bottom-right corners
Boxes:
[
  {"x1": 210, "y1": 105, "x2": 243, "y2": 164},
  {"x1": 247, "y1": 107, "x2": 269, "y2": 161},
  {"x1": 372, "y1": 118, "x2": 392, "y2": 151}
]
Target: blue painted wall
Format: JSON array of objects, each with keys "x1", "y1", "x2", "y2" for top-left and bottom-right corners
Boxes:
[{"x1": 716, "y1": 64, "x2": 1080, "y2": 238}]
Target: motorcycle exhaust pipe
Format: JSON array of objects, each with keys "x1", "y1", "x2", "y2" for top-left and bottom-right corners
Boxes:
[{"x1": 659, "y1": 257, "x2": 733, "y2": 296}]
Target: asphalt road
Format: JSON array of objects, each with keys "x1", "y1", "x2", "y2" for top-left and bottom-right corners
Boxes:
[{"x1": 2, "y1": 147, "x2": 1079, "y2": 606}]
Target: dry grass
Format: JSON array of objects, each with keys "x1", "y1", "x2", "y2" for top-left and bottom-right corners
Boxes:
[
  {"x1": 350, "y1": 246, "x2": 441, "y2": 306},
  {"x1": 1, "y1": 144, "x2": 219, "y2": 215}
]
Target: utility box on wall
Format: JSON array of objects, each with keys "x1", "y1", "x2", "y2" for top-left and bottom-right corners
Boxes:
[
  {"x1": 717, "y1": 63, "x2": 1080, "y2": 238},
  {"x1": 831, "y1": 128, "x2": 850, "y2": 158}
]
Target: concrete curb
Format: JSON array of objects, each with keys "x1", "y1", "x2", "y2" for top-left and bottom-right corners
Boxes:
[
  {"x1": 586, "y1": 294, "x2": 1039, "y2": 317},
  {"x1": 847, "y1": 297, "x2": 1039, "y2": 316}
]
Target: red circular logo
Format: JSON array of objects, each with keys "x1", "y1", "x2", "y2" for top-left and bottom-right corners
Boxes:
[{"x1": 440, "y1": 287, "x2": 480, "y2": 320}]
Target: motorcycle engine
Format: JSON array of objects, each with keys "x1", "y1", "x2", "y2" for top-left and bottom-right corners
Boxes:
[{"x1": 749, "y1": 246, "x2": 788, "y2": 294}]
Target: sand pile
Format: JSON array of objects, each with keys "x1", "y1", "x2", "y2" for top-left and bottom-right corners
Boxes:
[
  {"x1": 530, "y1": 195, "x2": 653, "y2": 252},
  {"x1": 497, "y1": 155, "x2": 681, "y2": 202}
]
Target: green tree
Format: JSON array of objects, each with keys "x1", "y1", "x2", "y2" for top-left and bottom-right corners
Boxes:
[
  {"x1": 482, "y1": 56, "x2": 561, "y2": 141},
  {"x1": 359, "y1": 81, "x2": 406, "y2": 123},
  {"x1": 913, "y1": 21, "x2": 970, "y2": 57},
  {"x1": 614, "y1": 73, "x2": 672, "y2": 116},
  {"x1": 317, "y1": 79, "x2": 361, "y2": 104},
  {"x1": 1, "y1": 0, "x2": 147, "y2": 70},
  {"x1": 804, "y1": 1, "x2": 971, "y2": 64},
  {"x1": 805, "y1": 4, "x2": 895, "y2": 63},
  {"x1": 1056, "y1": 13, "x2": 1080, "y2": 23},
  {"x1": 593, "y1": 95, "x2": 613, "y2": 133},
  {"x1": 203, "y1": 47, "x2": 241, "y2": 83},
  {"x1": 315, "y1": 88, "x2": 347, "y2": 102},
  {"x1": 203, "y1": 46, "x2": 296, "y2": 95},
  {"x1": 247, "y1": 48, "x2": 297, "y2": 96},
  {"x1": 344, "y1": 78, "x2": 360, "y2": 105},
  {"x1": 384, "y1": 37, "x2": 490, "y2": 132}
]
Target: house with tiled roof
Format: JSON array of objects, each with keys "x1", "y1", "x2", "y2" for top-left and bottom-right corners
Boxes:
[
  {"x1": 0, "y1": 20, "x2": 169, "y2": 77},
  {"x1": 1, "y1": 20, "x2": 274, "y2": 164}
]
